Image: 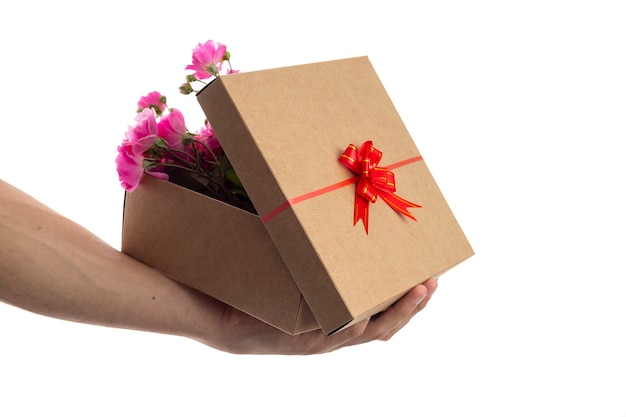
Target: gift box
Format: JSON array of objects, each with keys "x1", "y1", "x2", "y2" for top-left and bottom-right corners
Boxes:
[{"x1": 122, "y1": 56, "x2": 473, "y2": 335}]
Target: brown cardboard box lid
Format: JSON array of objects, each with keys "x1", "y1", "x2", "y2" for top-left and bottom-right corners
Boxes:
[{"x1": 197, "y1": 56, "x2": 473, "y2": 334}]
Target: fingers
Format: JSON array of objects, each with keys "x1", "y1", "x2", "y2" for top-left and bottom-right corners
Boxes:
[
  {"x1": 414, "y1": 277, "x2": 438, "y2": 314},
  {"x1": 209, "y1": 278, "x2": 439, "y2": 355},
  {"x1": 330, "y1": 278, "x2": 439, "y2": 349},
  {"x1": 367, "y1": 285, "x2": 428, "y2": 341},
  {"x1": 382, "y1": 278, "x2": 438, "y2": 340},
  {"x1": 312, "y1": 319, "x2": 372, "y2": 354}
]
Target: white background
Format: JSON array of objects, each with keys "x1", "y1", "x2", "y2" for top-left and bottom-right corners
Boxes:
[{"x1": 1, "y1": 1, "x2": 625, "y2": 416}]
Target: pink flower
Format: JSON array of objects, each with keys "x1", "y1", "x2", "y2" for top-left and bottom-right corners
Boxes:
[
  {"x1": 116, "y1": 145, "x2": 169, "y2": 192},
  {"x1": 116, "y1": 144, "x2": 144, "y2": 192},
  {"x1": 137, "y1": 91, "x2": 167, "y2": 116},
  {"x1": 124, "y1": 108, "x2": 159, "y2": 155},
  {"x1": 195, "y1": 123, "x2": 222, "y2": 159},
  {"x1": 117, "y1": 108, "x2": 161, "y2": 191},
  {"x1": 185, "y1": 40, "x2": 228, "y2": 80},
  {"x1": 146, "y1": 168, "x2": 169, "y2": 181},
  {"x1": 157, "y1": 108, "x2": 187, "y2": 150}
]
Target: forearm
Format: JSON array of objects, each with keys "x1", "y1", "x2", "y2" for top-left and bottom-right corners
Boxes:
[
  {"x1": 1, "y1": 179, "x2": 439, "y2": 355},
  {"x1": 0, "y1": 180, "x2": 217, "y2": 342}
]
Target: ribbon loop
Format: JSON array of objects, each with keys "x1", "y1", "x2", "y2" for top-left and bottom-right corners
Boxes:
[{"x1": 339, "y1": 140, "x2": 421, "y2": 234}]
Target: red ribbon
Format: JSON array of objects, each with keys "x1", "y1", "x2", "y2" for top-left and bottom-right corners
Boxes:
[{"x1": 339, "y1": 141, "x2": 421, "y2": 234}]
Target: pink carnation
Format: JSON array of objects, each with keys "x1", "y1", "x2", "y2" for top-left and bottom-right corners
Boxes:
[
  {"x1": 157, "y1": 109, "x2": 187, "y2": 150},
  {"x1": 137, "y1": 91, "x2": 167, "y2": 116},
  {"x1": 195, "y1": 123, "x2": 222, "y2": 159},
  {"x1": 185, "y1": 40, "x2": 228, "y2": 80},
  {"x1": 116, "y1": 108, "x2": 160, "y2": 191},
  {"x1": 124, "y1": 108, "x2": 159, "y2": 155},
  {"x1": 116, "y1": 144, "x2": 144, "y2": 192}
]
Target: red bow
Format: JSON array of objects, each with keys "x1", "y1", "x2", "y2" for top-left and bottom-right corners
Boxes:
[{"x1": 339, "y1": 141, "x2": 421, "y2": 234}]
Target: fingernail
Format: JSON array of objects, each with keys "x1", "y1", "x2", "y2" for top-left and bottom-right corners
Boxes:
[{"x1": 415, "y1": 292, "x2": 427, "y2": 307}]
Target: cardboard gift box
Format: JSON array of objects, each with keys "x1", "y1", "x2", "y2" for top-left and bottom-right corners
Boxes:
[{"x1": 122, "y1": 56, "x2": 473, "y2": 335}]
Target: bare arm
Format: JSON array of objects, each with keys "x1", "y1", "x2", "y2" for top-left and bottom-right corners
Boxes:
[
  {"x1": 0, "y1": 179, "x2": 223, "y2": 341},
  {"x1": 0, "y1": 179, "x2": 437, "y2": 354}
]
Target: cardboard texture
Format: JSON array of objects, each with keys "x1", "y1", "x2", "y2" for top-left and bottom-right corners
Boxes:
[
  {"x1": 122, "y1": 175, "x2": 319, "y2": 335},
  {"x1": 122, "y1": 56, "x2": 473, "y2": 335}
]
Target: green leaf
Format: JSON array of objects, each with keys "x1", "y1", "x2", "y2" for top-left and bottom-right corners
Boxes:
[{"x1": 225, "y1": 169, "x2": 243, "y2": 187}]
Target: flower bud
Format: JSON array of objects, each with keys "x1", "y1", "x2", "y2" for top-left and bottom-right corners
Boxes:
[
  {"x1": 179, "y1": 82, "x2": 194, "y2": 95},
  {"x1": 208, "y1": 64, "x2": 219, "y2": 76},
  {"x1": 182, "y1": 132, "x2": 195, "y2": 145},
  {"x1": 154, "y1": 137, "x2": 169, "y2": 149}
]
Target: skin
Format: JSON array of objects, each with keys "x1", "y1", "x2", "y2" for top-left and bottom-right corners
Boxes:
[{"x1": 0, "y1": 179, "x2": 437, "y2": 355}]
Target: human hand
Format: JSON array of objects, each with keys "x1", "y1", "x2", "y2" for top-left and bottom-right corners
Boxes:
[
  {"x1": 1, "y1": 178, "x2": 437, "y2": 356},
  {"x1": 191, "y1": 278, "x2": 438, "y2": 355}
]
